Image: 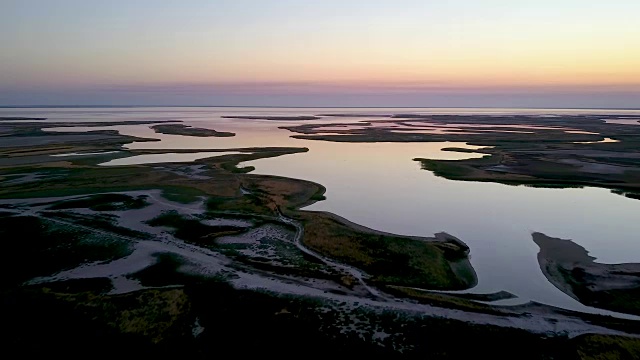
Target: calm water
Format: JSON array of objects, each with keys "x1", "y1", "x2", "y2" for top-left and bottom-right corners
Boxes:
[{"x1": 4, "y1": 107, "x2": 640, "y2": 317}]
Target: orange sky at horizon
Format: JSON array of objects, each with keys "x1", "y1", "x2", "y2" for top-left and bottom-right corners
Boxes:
[{"x1": 2, "y1": 1, "x2": 639, "y2": 106}]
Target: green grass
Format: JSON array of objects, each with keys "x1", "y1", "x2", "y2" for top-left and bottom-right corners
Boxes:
[
  {"x1": 160, "y1": 186, "x2": 206, "y2": 204},
  {"x1": 573, "y1": 334, "x2": 640, "y2": 360},
  {"x1": 205, "y1": 193, "x2": 273, "y2": 215},
  {"x1": 301, "y1": 213, "x2": 476, "y2": 290}
]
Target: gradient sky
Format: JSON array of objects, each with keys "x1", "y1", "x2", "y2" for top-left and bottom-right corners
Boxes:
[{"x1": 1, "y1": 0, "x2": 639, "y2": 107}]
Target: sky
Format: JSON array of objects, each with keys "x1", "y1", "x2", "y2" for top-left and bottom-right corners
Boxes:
[{"x1": 1, "y1": 0, "x2": 639, "y2": 107}]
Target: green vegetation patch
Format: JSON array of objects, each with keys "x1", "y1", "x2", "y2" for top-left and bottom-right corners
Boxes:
[
  {"x1": 216, "y1": 226, "x2": 336, "y2": 280},
  {"x1": 205, "y1": 191, "x2": 276, "y2": 215},
  {"x1": 300, "y1": 212, "x2": 476, "y2": 290},
  {"x1": 160, "y1": 186, "x2": 206, "y2": 204},
  {"x1": 573, "y1": 334, "x2": 640, "y2": 360}
]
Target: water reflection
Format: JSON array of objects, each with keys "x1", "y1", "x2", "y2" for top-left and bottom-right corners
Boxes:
[
  {"x1": 603, "y1": 118, "x2": 640, "y2": 125},
  {"x1": 247, "y1": 149, "x2": 640, "y2": 316},
  {"x1": 5, "y1": 106, "x2": 640, "y2": 317}
]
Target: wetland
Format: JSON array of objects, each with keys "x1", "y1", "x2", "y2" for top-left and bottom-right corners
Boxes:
[{"x1": 2, "y1": 107, "x2": 640, "y2": 358}]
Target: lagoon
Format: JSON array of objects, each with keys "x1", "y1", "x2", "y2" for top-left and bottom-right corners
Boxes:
[{"x1": 6, "y1": 106, "x2": 640, "y2": 316}]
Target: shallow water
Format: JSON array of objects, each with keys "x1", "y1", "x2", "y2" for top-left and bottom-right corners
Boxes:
[
  {"x1": 5, "y1": 106, "x2": 640, "y2": 317},
  {"x1": 604, "y1": 118, "x2": 640, "y2": 125}
]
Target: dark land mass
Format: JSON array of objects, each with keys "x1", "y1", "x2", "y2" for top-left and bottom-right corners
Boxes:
[
  {"x1": 534, "y1": 232, "x2": 640, "y2": 316},
  {"x1": 6, "y1": 278, "x2": 637, "y2": 359},
  {"x1": 151, "y1": 123, "x2": 235, "y2": 137},
  {"x1": 443, "y1": 290, "x2": 516, "y2": 302},
  {"x1": 222, "y1": 115, "x2": 321, "y2": 121},
  {"x1": 292, "y1": 212, "x2": 476, "y2": 290},
  {"x1": 1, "y1": 118, "x2": 640, "y2": 358},
  {"x1": 0, "y1": 130, "x2": 156, "y2": 149},
  {"x1": 0, "y1": 116, "x2": 47, "y2": 120},
  {"x1": 316, "y1": 113, "x2": 393, "y2": 118},
  {"x1": 0, "y1": 121, "x2": 159, "y2": 167},
  {"x1": 2, "y1": 119, "x2": 176, "y2": 128},
  {"x1": 0, "y1": 120, "x2": 183, "y2": 150},
  {"x1": 281, "y1": 114, "x2": 640, "y2": 195}
]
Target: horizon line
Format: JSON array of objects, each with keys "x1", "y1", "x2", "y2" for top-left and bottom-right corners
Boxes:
[{"x1": 1, "y1": 105, "x2": 640, "y2": 111}]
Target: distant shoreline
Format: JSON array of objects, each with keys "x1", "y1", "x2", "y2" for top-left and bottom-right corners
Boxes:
[{"x1": 1, "y1": 105, "x2": 640, "y2": 110}]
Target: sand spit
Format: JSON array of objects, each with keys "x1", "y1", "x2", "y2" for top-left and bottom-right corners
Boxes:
[{"x1": 534, "y1": 232, "x2": 640, "y2": 317}]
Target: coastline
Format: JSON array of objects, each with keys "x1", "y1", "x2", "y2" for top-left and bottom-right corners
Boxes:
[{"x1": 2, "y1": 110, "x2": 640, "y2": 356}]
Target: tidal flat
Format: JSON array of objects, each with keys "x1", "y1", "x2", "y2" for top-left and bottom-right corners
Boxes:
[
  {"x1": 151, "y1": 123, "x2": 235, "y2": 137},
  {"x1": 2, "y1": 107, "x2": 640, "y2": 358}
]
